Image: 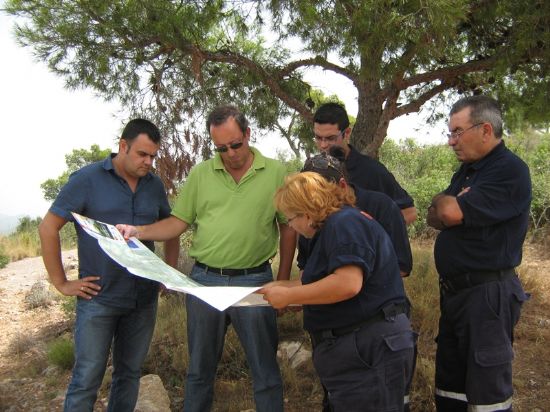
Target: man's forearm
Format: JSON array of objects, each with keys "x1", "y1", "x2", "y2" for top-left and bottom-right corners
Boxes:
[
  {"x1": 163, "y1": 236, "x2": 180, "y2": 268},
  {"x1": 137, "y1": 216, "x2": 189, "y2": 241},
  {"x1": 38, "y1": 214, "x2": 67, "y2": 289},
  {"x1": 276, "y1": 223, "x2": 296, "y2": 281},
  {"x1": 427, "y1": 204, "x2": 447, "y2": 230},
  {"x1": 401, "y1": 206, "x2": 417, "y2": 225}
]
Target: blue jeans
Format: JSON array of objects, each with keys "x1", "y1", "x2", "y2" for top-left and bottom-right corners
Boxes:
[
  {"x1": 64, "y1": 298, "x2": 157, "y2": 412},
  {"x1": 183, "y1": 264, "x2": 283, "y2": 412}
]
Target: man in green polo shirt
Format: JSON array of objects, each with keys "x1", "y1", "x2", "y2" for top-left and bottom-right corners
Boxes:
[{"x1": 117, "y1": 105, "x2": 296, "y2": 412}]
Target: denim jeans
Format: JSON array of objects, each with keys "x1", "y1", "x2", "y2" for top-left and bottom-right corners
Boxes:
[
  {"x1": 64, "y1": 298, "x2": 157, "y2": 412},
  {"x1": 183, "y1": 264, "x2": 283, "y2": 412}
]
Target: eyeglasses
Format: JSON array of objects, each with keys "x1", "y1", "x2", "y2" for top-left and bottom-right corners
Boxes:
[
  {"x1": 314, "y1": 130, "x2": 345, "y2": 143},
  {"x1": 303, "y1": 154, "x2": 343, "y2": 174},
  {"x1": 447, "y1": 123, "x2": 484, "y2": 141},
  {"x1": 214, "y1": 140, "x2": 244, "y2": 153}
]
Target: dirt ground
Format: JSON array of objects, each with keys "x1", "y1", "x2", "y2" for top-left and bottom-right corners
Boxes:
[{"x1": 0, "y1": 245, "x2": 549, "y2": 411}]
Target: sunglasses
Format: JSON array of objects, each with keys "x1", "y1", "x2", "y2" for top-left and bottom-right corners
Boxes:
[
  {"x1": 303, "y1": 154, "x2": 343, "y2": 173},
  {"x1": 214, "y1": 141, "x2": 244, "y2": 153}
]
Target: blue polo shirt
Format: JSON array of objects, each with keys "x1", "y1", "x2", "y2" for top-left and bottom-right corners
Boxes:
[
  {"x1": 50, "y1": 154, "x2": 172, "y2": 308},
  {"x1": 297, "y1": 186, "x2": 413, "y2": 274},
  {"x1": 301, "y1": 206, "x2": 406, "y2": 333},
  {"x1": 345, "y1": 144, "x2": 414, "y2": 209},
  {"x1": 434, "y1": 141, "x2": 531, "y2": 277}
]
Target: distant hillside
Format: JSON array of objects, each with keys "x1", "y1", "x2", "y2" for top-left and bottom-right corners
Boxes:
[{"x1": 0, "y1": 214, "x2": 23, "y2": 235}]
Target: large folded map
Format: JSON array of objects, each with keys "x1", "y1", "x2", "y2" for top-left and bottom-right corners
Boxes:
[{"x1": 71, "y1": 213, "x2": 268, "y2": 311}]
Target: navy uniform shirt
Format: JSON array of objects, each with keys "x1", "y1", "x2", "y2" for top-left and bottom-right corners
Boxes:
[
  {"x1": 50, "y1": 154, "x2": 172, "y2": 308},
  {"x1": 297, "y1": 185, "x2": 413, "y2": 274},
  {"x1": 345, "y1": 144, "x2": 414, "y2": 210},
  {"x1": 302, "y1": 206, "x2": 406, "y2": 333},
  {"x1": 434, "y1": 141, "x2": 531, "y2": 277}
]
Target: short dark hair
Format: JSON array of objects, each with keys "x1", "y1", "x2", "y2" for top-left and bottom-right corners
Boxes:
[
  {"x1": 206, "y1": 105, "x2": 249, "y2": 134},
  {"x1": 121, "y1": 118, "x2": 161, "y2": 144},
  {"x1": 450, "y1": 96, "x2": 504, "y2": 138},
  {"x1": 313, "y1": 102, "x2": 350, "y2": 131}
]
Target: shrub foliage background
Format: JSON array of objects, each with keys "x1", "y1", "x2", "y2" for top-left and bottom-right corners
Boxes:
[{"x1": 378, "y1": 130, "x2": 550, "y2": 238}]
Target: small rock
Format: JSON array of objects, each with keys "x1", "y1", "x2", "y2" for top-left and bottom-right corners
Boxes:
[
  {"x1": 134, "y1": 374, "x2": 171, "y2": 412},
  {"x1": 42, "y1": 365, "x2": 60, "y2": 377},
  {"x1": 278, "y1": 341, "x2": 312, "y2": 368}
]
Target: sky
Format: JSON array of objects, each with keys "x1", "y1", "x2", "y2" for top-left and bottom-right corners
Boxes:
[{"x1": 0, "y1": 12, "x2": 447, "y2": 219}]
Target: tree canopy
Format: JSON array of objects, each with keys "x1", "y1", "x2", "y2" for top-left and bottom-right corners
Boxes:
[
  {"x1": 40, "y1": 144, "x2": 110, "y2": 201},
  {"x1": 6, "y1": 0, "x2": 550, "y2": 165}
]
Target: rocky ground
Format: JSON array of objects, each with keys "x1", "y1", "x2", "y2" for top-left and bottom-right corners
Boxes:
[
  {"x1": 0, "y1": 245, "x2": 549, "y2": 411},
  {"x1": 0, "y1": 250, "x2": 77, "y2": 411}
]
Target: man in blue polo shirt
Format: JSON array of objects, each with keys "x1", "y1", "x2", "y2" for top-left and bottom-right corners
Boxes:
[
  {"x1": 38, "y1": 119, "x2": 180, "y2": 412},
  {"x1": 312, "y1": 102, "x2": 417, "y2": 225},
  {"x1": 427, "y1": 96, "x2": 531, "y2": 411}
]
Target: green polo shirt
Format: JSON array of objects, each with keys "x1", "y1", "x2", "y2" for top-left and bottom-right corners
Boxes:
[{"x1": 172, "y1": 147, "x2": 287, "y2": 268}]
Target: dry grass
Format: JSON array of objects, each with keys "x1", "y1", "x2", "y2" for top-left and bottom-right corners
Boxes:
[
  {"x1": 0, "y1": 233, "x2": 41, "y2": 262},
  {"x1": 3, "y1": 241, "x2": 544, "y2": 411},
  {"x1": 24, "y1": 281, "x2": 58, "y2": 309},
  {"x1": 7, "y1": 331, "x2": 37, "y2": 356},
  {"x1": 404, "y1": 246, "x2": 439, "y2": 411}
]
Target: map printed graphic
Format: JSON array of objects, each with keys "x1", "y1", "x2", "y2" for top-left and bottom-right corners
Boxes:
[{"x1": 71, "y1": 213, "x2": 268, "y2": 311}]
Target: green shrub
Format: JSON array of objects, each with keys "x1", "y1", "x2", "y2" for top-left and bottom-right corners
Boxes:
[
  {"x1": 0, "y1": 251, "x2": 8, "y2": 268},
  {"x1": 47, "y1": 336, "x2": 74, "y2": 370},
  {"x1": 60, "y1": 296, "x2": 77, "y2": 323},
  {"x1": 380, "y1": 132, "x2": 550, "y2": 238},
  {"x1": 380, "y1": 138, "x2": 459, "y2": 237}
]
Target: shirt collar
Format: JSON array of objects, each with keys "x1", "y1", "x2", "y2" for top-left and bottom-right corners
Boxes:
[
  {"x1": 468, "y1": 140, "x2": 506, "y2": 171},
  {"x1": 103, "y1": 153, "x2": 152, "y2": 183},
  {"x1": 344, "y1": 144, "x2": 361, "y2": 169},
  {"x1": 102, "y1": 153, "x2": 116, "y2": 171}
]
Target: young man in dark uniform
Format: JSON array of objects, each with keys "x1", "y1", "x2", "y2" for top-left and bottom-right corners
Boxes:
[
  {"x1": 313, "y1": 102, "x2": 417, "y2": 225},
  {"x1": 298, "y1": 149, "x2": 412, "y2": 277},
  {"x1": 427, "y1": 96, "x2": 531, "y2": 411}
]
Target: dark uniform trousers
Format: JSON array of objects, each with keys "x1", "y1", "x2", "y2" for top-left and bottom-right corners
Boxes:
[
  {"x1": 313, "y1": 313, "x2": 416, "y2": 412},
  {"x1": 435, "y1": 275, "x2": 529, "y2": 411}
]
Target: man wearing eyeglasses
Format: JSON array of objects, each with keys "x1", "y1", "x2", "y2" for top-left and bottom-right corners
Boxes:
[
  {"x1": 299, "y1": 149, "x2": 412, "y2": 278},
  {"x1": 427, "y1": 96, "x2": 531, "y2": 411},
  {"x1": 312, "y1": 102, "x2": 417, "y2": 225},
  {"x1": 117, "y1": 105, "x2": 295, "y2": 412}
]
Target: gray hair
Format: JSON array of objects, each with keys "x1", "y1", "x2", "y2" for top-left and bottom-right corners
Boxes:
[{"x1": 450, "y1": 95, "x2": 504, "y2": 138}]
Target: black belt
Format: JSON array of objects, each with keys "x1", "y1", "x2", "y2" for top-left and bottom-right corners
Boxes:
[
  {"x1": 439, "y1": 268, "x2": 516, "y2": 294},
  {"x1": 310, "y1": 302, "x2": 408, "y2": 346},
  {"x1": 195, "y1": 261, "x2": 270, "y2": 276}
]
